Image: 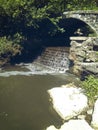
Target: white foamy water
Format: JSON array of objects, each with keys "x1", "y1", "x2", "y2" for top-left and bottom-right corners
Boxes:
[
  {"x1": 0, "y1": 63, "x2": 59, "y2": 77},
  {"x1": 0, "y1": 47, "x2": 70, "y2": 77}
]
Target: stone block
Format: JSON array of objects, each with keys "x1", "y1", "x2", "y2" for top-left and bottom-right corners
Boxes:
[{"x1": 85, "y1": 51, "x2": 98, "y2": 62}]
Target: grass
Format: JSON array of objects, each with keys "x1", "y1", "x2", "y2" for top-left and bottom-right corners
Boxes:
[{"x1": 80, "y1": 75, "x2": 98, "y2": 103}]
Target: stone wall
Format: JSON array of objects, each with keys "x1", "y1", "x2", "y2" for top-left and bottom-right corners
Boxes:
[{"x1": 69, "y1": 37, "x2": 98, "y2": 77}]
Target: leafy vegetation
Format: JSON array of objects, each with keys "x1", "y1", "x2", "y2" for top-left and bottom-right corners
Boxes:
[
  {"x1": 80, "y1": 75, "x2": 98, "y2": 102},
  {"x1": 0, "y1": 0, "x2": 98, "y2": 65},
  {"x1": 0, "y1": 0, "x2": 97, "y2": 34},
  {"x1": 0, "y1": 36, "x2": 22, "y2": 66}
]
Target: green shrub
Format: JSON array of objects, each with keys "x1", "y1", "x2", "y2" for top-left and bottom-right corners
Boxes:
[
  {"x1": 80, "y1": 75, "x2": 98, "y2": 102},
  {"x1": 0, "y1": 36, "x2": 22, "y2": 59}
]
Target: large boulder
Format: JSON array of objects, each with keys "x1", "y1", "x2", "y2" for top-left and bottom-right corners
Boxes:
[
  {"x1": 60, "y1": 119, "x2": 94, "y2": 130},
  {"x1": 47, "y1": 84, "x2": 88, "y2": 120}
]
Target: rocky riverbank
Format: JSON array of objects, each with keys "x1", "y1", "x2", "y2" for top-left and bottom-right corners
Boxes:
[{"x1": 46, "y1": 83, "x2": 98, "y2": 130}]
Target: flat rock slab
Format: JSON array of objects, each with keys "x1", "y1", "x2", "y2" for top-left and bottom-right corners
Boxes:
[
  {"x1": 46, "y1": 120, "x2": 94, "y2": 130},
  {"x1": 48, "y1": 84, "x2": 88, "y2": 120},
  {"x1": 60, "y1": 120, "x2": 94, "y2": 130}
]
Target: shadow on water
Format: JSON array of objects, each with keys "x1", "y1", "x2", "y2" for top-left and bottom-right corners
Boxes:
[
  {"x1": 0, "y1": 73, "x2": 72, "y2": 130},
  {"x1": 0, "y1": 62, "x2": 80, "y2": 130}
]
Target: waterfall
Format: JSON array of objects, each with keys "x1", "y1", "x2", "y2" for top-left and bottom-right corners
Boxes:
[
  {"x1": 0, "y1": 47, "x2": 70, "y2": 77},
  {"x1": 33, "y1": 47, "x2": 69, "y2": 73}
]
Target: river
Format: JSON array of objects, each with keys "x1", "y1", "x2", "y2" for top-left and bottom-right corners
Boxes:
[{"x1": 0, "y1": 63, "x2": 79, "y2": 130}]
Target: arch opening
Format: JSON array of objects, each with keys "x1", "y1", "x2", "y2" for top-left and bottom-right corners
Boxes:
[
  {"x1": 36, "y1": 18, "x2": 96, "y2": 48},
  {"x1": 59, "y1": 18, "x2": 97, "y2": 37}
]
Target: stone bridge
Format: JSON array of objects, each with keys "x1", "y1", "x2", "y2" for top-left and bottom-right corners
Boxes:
[{"x1": 63, "y1": 10, "x2": 98, "y2": 36}]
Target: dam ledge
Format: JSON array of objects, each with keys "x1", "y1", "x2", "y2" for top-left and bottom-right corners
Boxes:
[{"x1": 70, "y1": 36, "x2": 97, "y2": 41}]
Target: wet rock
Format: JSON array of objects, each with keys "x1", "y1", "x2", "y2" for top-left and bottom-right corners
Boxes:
[
  {"x1": 69, "y1": 37, "x2": 98, "y2": 77},
  {"x1": 48, "y1": 84, "x2": 88, "y2": 120},
  {"x1": 91, "y1": 99, "x2": 98, "y2": 129}
]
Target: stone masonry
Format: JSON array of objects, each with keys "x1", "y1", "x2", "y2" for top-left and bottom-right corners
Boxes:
[
  {"x1": 63, "y1": 10, "x2": 98, "y2": 35},
  {"x1": 69, "y1": 37, "x2": 98, "y2": 77}
]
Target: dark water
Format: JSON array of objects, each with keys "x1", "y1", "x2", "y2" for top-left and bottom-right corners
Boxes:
[{"x1": 0, "y1": 64, "x2": 79, "y2": 130}]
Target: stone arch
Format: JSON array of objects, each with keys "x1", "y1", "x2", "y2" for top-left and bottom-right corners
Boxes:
[
  {"x1": 61, "y1": 17, "x2": 96, "y2": 37},
  {"x1": 63, "y1": 11, "x2": 98, "y2": 36},
  {"x1": 70, "y1": 17, "x2": 97, "y2": 36}
]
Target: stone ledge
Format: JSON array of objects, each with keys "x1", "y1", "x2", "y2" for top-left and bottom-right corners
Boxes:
[
  {"x1": 70, "y1": 37, "x2": 97, "y2": 41},
  {"x1": 63, "y1": 10, "x2": 98, "y2": 15},
  {"x1": 70, "y1": 37, "x2": 88, "y2": 41}
]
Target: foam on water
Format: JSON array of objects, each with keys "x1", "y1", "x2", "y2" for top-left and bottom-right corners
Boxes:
[
  {"x1": 0, "y1": 47, "x2": 70, "y2": 77},
  {"x1": 0, "y1": 63, "x2": 58, "y2": 77},
  {"x1": 34, "y1": 47, "x2": 69, "y2": 73}
]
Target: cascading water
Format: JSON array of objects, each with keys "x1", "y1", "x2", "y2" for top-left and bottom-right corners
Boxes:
[
  {"x1": 33, "y1": 47, "x2": 70, "y2": 73},
  {"x1": 0, "y1": 47, "x2": 70, "y2": 76}
]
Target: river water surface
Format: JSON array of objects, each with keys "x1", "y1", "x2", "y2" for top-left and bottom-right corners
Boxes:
[{"x1": 0, "y1": 63, "x2": 79, "y2": 130}]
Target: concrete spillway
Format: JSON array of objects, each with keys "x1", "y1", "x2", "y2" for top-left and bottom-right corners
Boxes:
[{"x1": 34, "y1": 47, "x2": 69, "y2": 73}]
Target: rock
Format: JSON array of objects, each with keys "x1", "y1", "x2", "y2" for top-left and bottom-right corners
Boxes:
[
  {"x1": 78, "y1": 115, "x2": 86, "y2": 119},
  {"x1": 72, "y1": 64, "x2": 83, "y2": 76},
  {"x1": 69, "y1": 37, "x2": 98, "y2": 77},
  {"x1": 59, "y1": 119, "x2": 94, "y2": 130},
  {"x1": 85, "y1": 51, "x2": 98, "y2": 62},
  {"x1": 91, "y1": 99, "x2": 98, "y2": 129},
  {"x1": 48, "y1": 84, "x2": 88, "y2": 120},
  {"x1": 46, "y1": 125, "x2": 58, "y2": 130},
  {"x1": 46, "y1": 120, "x2": 94, "y2": 130},
  {"x1": 87, "y1": 109, "x2": 93, "y2": 115},
  {"x1": 83, "y1": 64, "x2": 98, "y2": 78}
]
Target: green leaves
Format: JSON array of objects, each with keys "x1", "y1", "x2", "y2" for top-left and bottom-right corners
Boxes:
[
  {"x1": 0, "y1": 0, "x2": 97, "y2": 65},
  {"x1": 0, "y1": 0, "x2": 97, "y2": 29},
  {"x1": 80, "y1": 75, "x2": 98, "y2": 102},
  {"x1": 0, "y1": 36, "x2": 22, "y2": 57}
]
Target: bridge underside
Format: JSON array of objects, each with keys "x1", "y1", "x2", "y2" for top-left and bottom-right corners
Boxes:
[
  {"x1": 63, "y1": 11, "x2": 98, "y2": 36},
  {"x1": 42, "y1": 18, "x2": 96, "y2": 47},
  {"x1": 59, "y1": 18, "x2": 95, "y2": 36}
]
